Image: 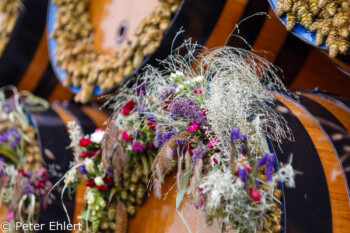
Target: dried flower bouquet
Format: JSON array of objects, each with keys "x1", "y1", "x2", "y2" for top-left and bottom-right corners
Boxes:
[
  {"x1": 107, "y1": 43, "x2": 297, "y2": 233},
  {"x1": 0, "y1": 86, "x2": 52, "y2": 232}
]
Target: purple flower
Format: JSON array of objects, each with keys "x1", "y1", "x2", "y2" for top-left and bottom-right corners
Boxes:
[
  {"x1": 0, "y1": 129, "x2": 21, "y2": 148},
  {"x1": 78, "y1": 165, "x2": 87, "y2": 174},
  {"x1": 0, "y1": 158, "x2": 4, "y2": 175},
  {"x1": 238, "y1": 166, "x2": 248, "y2": 182},
  {"x1": 107, "y1": 166, "x2": 113, "y2": 176},
  {"x1": 146, "y1": 114, "x2": 156, "y2": 122},
  {"x1": 2, "y1": 97, "x2": 16, "y2": 113},
  {"x1": 230, "y1": 127, "x2": 247, "y2": 143},
  {"x1": 230, "y1": 128, "x2": 240, "y2": 143},
  {"x1": 134, "y1": 130, "x2": 142, "y2": 137},
  {"x1": 240, "y1": 134, "x2": 247, "y2": 142},
  {"x1": 256, "y1": 153, "x2": 275, "y2": 181},
  {"x1": 131, "y1": 141, "x2": 144, "y2": 151},
  {"x1": 240, "y1": 144, "x2": 245, "y2": 154},
  {"x1": 160, "y1": 83, "x2": 177, "y2": 100},
  {"x1": 192, "y1": 142, "x2": 210, "y2": 167},
  {"x1": 22, "y1": 180, "x2": 35, "y2": 195},
  {"x1": 154, "y1": 126, "x2": 177, "y2": 148},
  {"x1": 136, "y1": 82, "x2": 146, "y2": 96},
  {"x1": 176, "y1": 139, "x2": 185, "y2": 146},
  {"x1": 170, "y1": 98, "x2": 208, "y2": 129},
  {"x1": 161, "y1": 129, "x2": 177, "y2": 144}
]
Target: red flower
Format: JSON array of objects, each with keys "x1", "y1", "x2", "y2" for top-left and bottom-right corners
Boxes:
[
  {"x1": 250, "y1": 186, "x2": 261, "y2": 202},
  {"x1": 201, "y1": 108, "x2": 208, "y2": 116},
  {"x1": 122, "y1": 100, "x2": 136, "y2": 115},
  {"x1": 86, "y1": 179, "x2": 95, "y2": 187},
  {"x1": 79, "y1": 138, "x2": 91, "y2": 147},
  {"x1": 96, "y1": 185, "x2": 108, "y2": 192},
  {"x1": 163, "y1": 101, "x2": 171, "y2": 111},
  {"x1": 147, "y1": 120, "x2": 156, "y2": 130},
  {"x1": 79, "y1": 151, "x2": 96, "y2": 158},
  {"x1": 120, "y1": 131, "x2": 132, "y2": 142},
  {"x1": 146, "y1": 142, "x2": 154, "y2": 149},
  {"x1": 194, "y1": 89, "x2": 202, "y2": 94},
  {"x1": 103, "y1": 176, "x2": 114, "y2": 185},
  {"x1": 18, "y1": 169, "x2": 29, "y2": 177}
]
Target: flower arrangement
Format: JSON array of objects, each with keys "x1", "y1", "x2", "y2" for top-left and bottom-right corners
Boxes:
[
  {"x1": 103, "y1": 42, "x2": 298, "y2": 233},
  {"x1": 0, "y1": 86, "x2": 52, "y2": 232},
  {"x1": 51, "y1": 0, "x2": 181, "y2": 103},
  {"x1": 0, "y1": 0, "x2": 21, "y2": 57},
  {"x1": 60, "y1": 97, "x2": 157, "y2": 232},
  {"x1": 275, "y1": 0, "x2": 349, "y2": 58}
]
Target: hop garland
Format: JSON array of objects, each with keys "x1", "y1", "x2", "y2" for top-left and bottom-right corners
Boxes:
[
  {"x1": 276, "y1": 0, "x2": 350, "y2": 58},
  {"x1": 51, "y1": 0, "x2": 180, "y2": 103},
  {"x1": 0, "y1": 0, "x2": 21, "y2": 57}
]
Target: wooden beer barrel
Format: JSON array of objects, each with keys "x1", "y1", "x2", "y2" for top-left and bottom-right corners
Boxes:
[
  {"x1": 125, "y1": 90, "x2": 350, "y2": 233},
  {"x1": 5, "y1": 0, "x2": 347, "y2": 102},
  {"x1": 0, "y1": 0, "x2": 48, "y2": 87}
]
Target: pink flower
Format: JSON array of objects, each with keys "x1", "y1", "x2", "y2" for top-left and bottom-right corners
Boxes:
[
  {"x1": 194, "y1": 89, "x2": 202, "y2": 94},
  {"x1": 131, "y1": 141, "x2": 144, "y2": 151},
  {"x1": 187, "y1": 122, "x2": 199, "y2": 132},
  {"x1": 7, "y1": 211, "x2": 13, "y2": 222},
  {"x1": 250, "y1": 186, "x2": 261, "y2": 202},
  {"x1": 208, "y1": 138, "x2": 219, "y2": 147},
  {"x1": 121, "y1": 131, "x2": 132, "y2": 142}
]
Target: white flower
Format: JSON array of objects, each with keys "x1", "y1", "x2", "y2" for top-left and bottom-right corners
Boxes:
[
  {"x1": 99, "y1": 199, "x2": 106, "y2": 208},
  {"x1": 194, "y1": 75, "x2": 204, "y2": 83},
  {"x1": 94, "y1": 176, "x2": 105, "y2": 186},
  {"x1": 170, "y1": 71, "x2": 184, "y2": 78},
  {"x1": 90, "y1": 129, "x2": 105, "y2": 144},
  {"x1": 65, "y1": 169, "x2": 77, "y2": 184},
  {"x1": 86, "y1": 190, "x2": 95, "y2": 204},
  {"x1": 175, "y1": 84, "x2": 184, "y2": 93},
  {"x1": 84, "y1": 158, "x2": 95, "y2": 173}
]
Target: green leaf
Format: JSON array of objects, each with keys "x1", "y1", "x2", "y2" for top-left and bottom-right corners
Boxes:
[
  {"x1": 0, "y1": 143, "x2": 19, "y2": 165},
  {"x1": 176, "y1": 168, "x2": 193, "y2": 233}
]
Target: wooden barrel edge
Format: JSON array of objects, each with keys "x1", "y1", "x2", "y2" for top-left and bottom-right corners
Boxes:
[
  {"x1": 273, "y1": 93, "x2": 350, "y2": 233},
  {"x1": 300, "y1": 93, "x2": 350, "y2": 133}
]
